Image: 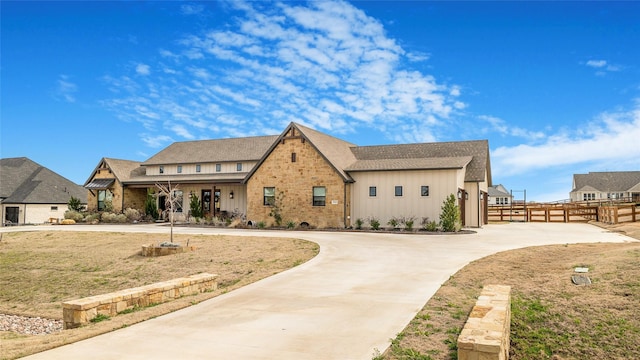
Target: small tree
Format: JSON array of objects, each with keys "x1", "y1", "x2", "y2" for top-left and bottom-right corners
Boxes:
[
  {"x1": 189, "y1": 193, "x2": 203, "y2": 219},
  {"x1": 440, "y1": 194, "x2": 462, "y2": 232},
  {"x1": 68, "y1": 196, "x2": 84, "y2": 212},
  {"x1": 144, "y1": 189, "x2": 159, "y2": 220},
  {"x1": 155, "y1": 181, "x2": 181, "y2": 243}
]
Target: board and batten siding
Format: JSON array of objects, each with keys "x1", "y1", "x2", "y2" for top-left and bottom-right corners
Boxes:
[
  {"x1": 145, "y1": 161, "x2": 259, "y2": 176},
  {"x1": 350, "y1": 169, "x2": 464, "y2": 228}
]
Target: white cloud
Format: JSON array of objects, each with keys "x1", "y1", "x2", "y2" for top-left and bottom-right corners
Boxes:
[
  {"x1": 54, "y1": 74, "x2": 77, "y2": 103},
  {"x1": 180, "y1": 4, "x2": 204, "y2": 15},
  {"x1": 136, "y1": 63, "x2": 151, "y2": 75},
  {"x1": 101, "y1": 0, "x2": 464, "y2": 145},
  {"x1": 141, "y1": 134, "x2": 173, "y2": 148},
  {"x1": 170, "y1": 124, "x2": 195, "y2": 139},
  {"x1": 479, "y1": 115, "x2": 545, "y2": 140},
  {"x1": 586, "y1": 59, "x2": 607, "y2": 68},
  {"x1": 492, "y1": 103, "x2": 640, "y2": 177},
  {"x1": 584, "y1": 59, "x2": 621, "y2": 76}
]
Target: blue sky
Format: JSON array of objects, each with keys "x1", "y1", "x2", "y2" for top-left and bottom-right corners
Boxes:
[{"x1": 2, "y1": 1, "x2": 639, "y2": 202}]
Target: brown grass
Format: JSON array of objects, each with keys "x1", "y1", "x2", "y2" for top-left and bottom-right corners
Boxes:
[
  {"x1": 0, "y1": 231, "x2": 318, "y2": 359},
  {"x1": 380, "y1": 221, "x2": 640, "y2": 360}
]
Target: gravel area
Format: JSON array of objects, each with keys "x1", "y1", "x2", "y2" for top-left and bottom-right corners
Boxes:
[{"x1": 0, "y1": 314, "x2": 63, "y2": 335}]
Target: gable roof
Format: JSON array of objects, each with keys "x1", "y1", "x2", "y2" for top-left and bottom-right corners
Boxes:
[
  {"x1": 488, "y1": 184, "x2": 511, "y2": 197},
  {"x1": 244, "y1": 122, "x2": 358, "y2": 183},
  {"x1": 572, "y1": 171, "x2": 640, "y2": 192},
  {"x1": 0, "y1": 157, "x2": 86, "y2": 204},
  {"x1": 142, "y1": 136, "x2": 279, "y2": 166},
  {"x1": 84, "y1": 158, "x2": 143, "y2": 186},
  {"x1": 349, "y1": 140, "x2": 491, "y2": 183}
]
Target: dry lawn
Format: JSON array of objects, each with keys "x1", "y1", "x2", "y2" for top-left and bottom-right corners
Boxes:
[
  {"x1": 0, "y1": 231, "x2": 318, "y2": 359},
  {"x1": 380, "y1": 221, "x2": 640, "y2": 360}
]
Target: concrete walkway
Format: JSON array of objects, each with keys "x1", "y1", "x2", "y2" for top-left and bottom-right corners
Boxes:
[{"x1": 14, "y1": 222, "x2": 634, "y2": 359}]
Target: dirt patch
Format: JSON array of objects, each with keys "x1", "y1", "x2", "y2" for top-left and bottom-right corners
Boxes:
[
  {"x1": 0, "y1": 231, "x2": 318, "y2": 359},
  {"x1": 380, "y1": 222, "x2": 640, "y2": 360}
]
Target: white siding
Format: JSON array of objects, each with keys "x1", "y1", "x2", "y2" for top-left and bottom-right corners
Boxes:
[
  {"x1": 24, "y1": 204, "x2": 69, "y2": 224},
  {"x1": 350, "y1": 169, "x2": 464, "y2": 228},
  {"x1": 146, "y1": 161, "x2": 259, "y2": 176}
]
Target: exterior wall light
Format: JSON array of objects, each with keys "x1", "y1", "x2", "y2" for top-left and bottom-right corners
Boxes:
[{"x1": 229, "y1": 191, "x2": 234, "y2": 199}]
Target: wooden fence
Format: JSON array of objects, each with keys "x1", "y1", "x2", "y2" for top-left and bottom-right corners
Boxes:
[{"x1": 489, "y1": 202, "x2": 638, "y2": 224}]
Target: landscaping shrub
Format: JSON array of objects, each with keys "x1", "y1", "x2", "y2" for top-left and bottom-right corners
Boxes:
[
  {"x1": 387, "y1": 217, "x2": 400, "y2": 229},
  {"x1": 440, "y1": 194, "x2": 462, "y2": 232},
  {"x1": 355, "y1": 218, "x2": 364, "y2": 230},
  {"x1": 368, "y1": 217, "x2": 381, "y2": 230},
  {"x1": 123, "y1": 208, "x2": 141, "y2": 222},
  {"x1": 64, "y1": 210, "x2": 84, "y2": 222},
  {"x1": 144, "y1": 190, "x2": 159, "y2": 220},
  {"x1": 67, "y1": 196, "x2": 84, "y2": 212}
]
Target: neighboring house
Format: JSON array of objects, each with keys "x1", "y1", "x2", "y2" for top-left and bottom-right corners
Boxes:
[
  {"x1": 84, "y1": 122, "x2": 492, "y2": 228},
  {"x1": 488, "y1": 184, "x2": 512, "y2": 206},
  {"x1": 570, "y1": 171, "x2": 640, "y2": 202},
  {"x1": 0, "y1": 157, "x2": 86, "y2": 225}
]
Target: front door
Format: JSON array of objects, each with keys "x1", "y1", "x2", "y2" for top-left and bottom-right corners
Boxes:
[
  {"x1": 5, "y1": 207, "x2": 19, "y2": 225},
  {"x1": 201, "y1": 190, "x2": 211, "y2": 216},
  {"x1": 214, "y1": 188, "x2": 221, "y2": 214}
]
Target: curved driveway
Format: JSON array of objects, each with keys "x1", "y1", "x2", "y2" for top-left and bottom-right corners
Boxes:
[{"x1": 11, "y1": 222, "x2": 634, "y2": 359}]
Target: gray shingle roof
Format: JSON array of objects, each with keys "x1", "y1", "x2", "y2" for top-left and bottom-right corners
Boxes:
[
  {"x1": 572, "y1": 171, "x2": 640, "y2": 192},
  {"x1": 142, "y1": 136, "x2": 279, "y2": 165},
  {"x1": 294, "y1": 123, "x2": 357, "y2": 181},
  {"x1": 488, "y1": 184, "x2": 511, "y2": 197},
  {"x1": 349, "y1": 140, "x2": 490, "y2": 182},
  {"x1": 0, "y1": 157, "x2": 86, "y2": 204},
  {"x1": 83, "y1": 158, "x2": 143, "y2": 186},
  {"x1": 345, "y1": 156, "x2": 473, "y2": 172}
]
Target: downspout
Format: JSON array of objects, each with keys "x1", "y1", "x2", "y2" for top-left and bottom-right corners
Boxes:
[
  {"x1": 343, "y1": 182, "x2": 347, "y2": 228},
  {"x1": 120, "y1": 181, "x2": 125, "y2": 214},
  {"x1": 477, "y1": 182, "x2": 481, "y2": 228}
]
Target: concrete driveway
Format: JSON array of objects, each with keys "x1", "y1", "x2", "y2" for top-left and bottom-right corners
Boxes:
[{"x1": 13, "y1": 222, "x2": 634, "y2": 359}]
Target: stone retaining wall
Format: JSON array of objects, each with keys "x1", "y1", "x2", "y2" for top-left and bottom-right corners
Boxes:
[
  {"x1": 457, "y1": 284, "x2": 511, "y2": 360},
  {"x1": 62, "y1": 273, "x2": 217, "y2": 329}
]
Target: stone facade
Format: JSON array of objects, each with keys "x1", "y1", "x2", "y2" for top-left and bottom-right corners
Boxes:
[
  {"x1": 246, "y1": 132, "x2": 348, "y2": 228},
  {"x1": 458, "y1": 285, "x2": 511, "y2": 360},
  {"x1": 86, "y1": 168, "x2": 124, "y2": 213},
  {"x1": 62, "y1": 273, "x2": 217, "y2": 329}
]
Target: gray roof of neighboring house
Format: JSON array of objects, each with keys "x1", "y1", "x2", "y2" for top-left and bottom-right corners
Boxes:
[
  {"x1": 142, "y1": 136, "x2": 280, "y2": 166},
  {"x1": 572, "y1": 171, "x2": 640, "y2": 192},
  {"x1": 349, "y1": 140, "x2": 491, "y2": 183},
  {"x1": 0, "y1": 157, "x2": 86, "y2": 204},
  {"x1": 488, "y1": 184, "x2": 511, "y2": 197}
]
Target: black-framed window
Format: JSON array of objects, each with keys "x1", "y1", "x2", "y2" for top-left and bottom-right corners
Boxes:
[
  {"x1": 395, "y1": 186, "x2": 403, "y2": 197},
  {"x1": 313, "y1": 186, "x2": 326, "y2": 206},
  {"x1": 237, "y1": 163, "x2": 243, "y2": 171},
  {"x1": 97, "y1": 189, "x2": 113, "y2": 211},
  {"x1": 291, "y1": 152, "x2": 297, "y2": 162},
  {"x1": 215, "y1": 164, "x2": 221, "y2": 172},
  {"x1": 177, "y1": 165, "x2": 182, "y2": 173},
  {"x1": 369, "y1": 186, "x2": 377, "y2": 197},
  {"x1": 264, "y1": 187, "x2": 275, "y2": 206},
  {"x1": 159, "y1": 165, "x2": 164, "y2": 174},
  {"x1": 196, "y1": 164, "x2": 201, "y2": 173},
  {"x1": 421, "y1": 186, "x2": 429, "y2": 197}
]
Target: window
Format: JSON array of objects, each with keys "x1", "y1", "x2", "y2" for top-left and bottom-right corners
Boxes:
[
  {"x1": 159, "y1": 166, "x2": 164, "y2": 174},
  {"x1": 291, "y1": 152, "x2": 297, "y2": 162},
  {"x1": 97, "y1": 190, "x2": 113, "y2": 211},
  {"x1": 313, "y1": 186, "x2": 326, "y2": 206},
  {"x1": 583, "y1": 193, "x2": 595, "y2": 201},
  {"x1": 369, "y1": 186, "x2": 377, "y2": 197},
  {"x1": 215, "y1": 164, "x2": 221, "y2": 172},
  {"x1": 264, "y1": 187, "x2": 275, "y2": 206},
  {"x1": 237, "y1": 163, "x2": 243, "y2": 171},
  {"x1": 196, "y1": 164, "x2": 201, "y2": 173},
  {"x1": 421, "y1": 186, "x2": 429, "y2": 197},
  {"x1": 395, "y1": 186, "x2": 403, "y2": 197},
  {"x1": 51, "y1": 206, "x2": 58, "y2": 211},
  {"x1": 173, "y1": 190, "x2": 184, "y2": 212},
  {"x1": 177, "y1": 165, "x2": 182, "y2": 173}
]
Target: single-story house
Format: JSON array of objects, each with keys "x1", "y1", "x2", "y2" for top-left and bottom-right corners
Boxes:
[
  {"x1": 570, "y1": 171, "x2": 640, "y2": 202},
  {"x1": 0, "y1": 157, "x2": 87, "y2": 225},
  {"x1": 488, "y1": 184, "x2": 512, "y2": 206},
  {"x1": 84, "y1": 122, "x2": 492, "y2": 228}
]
